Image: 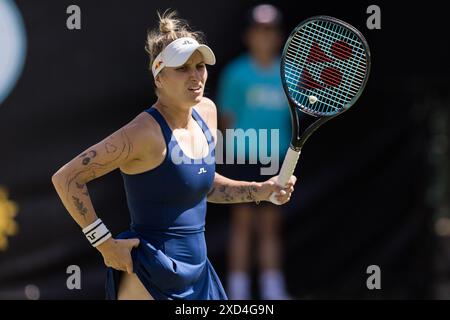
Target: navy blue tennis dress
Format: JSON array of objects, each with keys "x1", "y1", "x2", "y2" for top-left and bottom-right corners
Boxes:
[{"x1": 105, "y1": 106, "x2": 228, "y2": 300}]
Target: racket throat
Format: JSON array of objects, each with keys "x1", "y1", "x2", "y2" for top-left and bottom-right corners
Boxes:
[{"x1": 293, "y1": 115, "x2": 334, "y2": 150}]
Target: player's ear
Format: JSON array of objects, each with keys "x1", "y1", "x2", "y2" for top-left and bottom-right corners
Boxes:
[{"x1": 154, "y1": 74, "x2": 163, "y2": 89}]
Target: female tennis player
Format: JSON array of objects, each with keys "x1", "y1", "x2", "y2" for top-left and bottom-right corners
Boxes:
[{"x1": 51, "y1": 11, "x2": 296, "y2": 300}]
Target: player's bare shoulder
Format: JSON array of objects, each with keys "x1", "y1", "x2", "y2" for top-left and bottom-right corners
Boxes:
[
  {"x1": 120, "y1": 111, "x2": 166, "y2": 171},
  {"x1": 195, "y1": 97, "x2": 217, "y2": 131},
  {"x1": 129, "y1": 111, "x2": 162, "y2": 138}
]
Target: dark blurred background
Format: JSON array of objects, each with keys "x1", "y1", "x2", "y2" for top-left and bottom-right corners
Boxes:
[{"x1": 0, "y1": 0, "x2": 449, "y2": 299}]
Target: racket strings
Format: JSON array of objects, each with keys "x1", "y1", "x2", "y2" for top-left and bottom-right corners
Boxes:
[
  {"x1": 285, "y1": 37, "x2": 364, "y2": 107},
  {"x1": 284, "y1": 19, "x2": 368, "y2": 116},
  {"x1": 285, "y1": 48, "x2": 366, "y2": 84},
  {"x1": 284, "y1": 49, "x2": 363, "y2": 106},
  {"x1": 284, "y1": 59, "x2": 356, "y2": 110},
  {"x1": 289, "y1": 22, "x2": 366, "y2": 111},
  {"x1": 310, "y1": 21, "x2": 367, "y2": 97},
  {"x1": 286, "y1": 38, "x2": 367, "y2": 78},
  {"x1": 310, "y1": 22, "x2": 364, "y2": 47},
  {"x1": 290, "y1": 27, "x2": 365, "y2": 104},
  {"x1": 284, "y1": 66, "x2": 343, "y2": 108},
  {"x1": 285, "y1": 52, "x2": 360, "y2": 90}
]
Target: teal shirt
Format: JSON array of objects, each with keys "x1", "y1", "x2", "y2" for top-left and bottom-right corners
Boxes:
[{"x1": 217, "y1": 54, "x2": 291, "y2": 161}]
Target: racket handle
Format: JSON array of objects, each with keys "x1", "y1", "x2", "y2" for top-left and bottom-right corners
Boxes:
[{"x1": 269, "y1": 148, "x2": 301, "y2": 205}]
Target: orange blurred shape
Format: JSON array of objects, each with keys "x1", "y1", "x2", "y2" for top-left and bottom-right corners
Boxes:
[{"x1": 0, "y1": 186, "x2": 19, "y2": 251}]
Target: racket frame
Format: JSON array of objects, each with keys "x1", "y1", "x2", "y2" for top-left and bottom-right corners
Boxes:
[
  {"x1": 280, "y1": 15, "x2": 371, "y2": 151},
  {"x1": 269, "y1": 16, "x2": 371, "y2": 204}
]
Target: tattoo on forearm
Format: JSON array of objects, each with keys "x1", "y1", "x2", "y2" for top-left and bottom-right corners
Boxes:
[
  {"x1": 219, "y1": 185, "x2": 234, "y2": 202},
  {"x1": 75, "y1": 182, "x2": 83, "y2": 189},
  {"x1": 237, "y1": 186, "x2": 251, "y2": 202},
  {"x1": 211, "y1": 183, "x2": 259, "y2": 203},
  {"x1": 250, "y1": 185, "x2": 258, "y2": 202},
  {"x1": 75, "y1": 182, "x2": 89, "y2": 196},
  {"x1": 72, "y1": 196, "x2": 88, "y2": 220},
  {"x1": 246, "y1": 186, "x2": 254, "y2": 202}
]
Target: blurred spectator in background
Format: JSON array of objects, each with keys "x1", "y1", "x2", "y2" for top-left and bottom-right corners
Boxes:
[{"x1": 217, "y1": 4, "x2": 292, "y2": 300}]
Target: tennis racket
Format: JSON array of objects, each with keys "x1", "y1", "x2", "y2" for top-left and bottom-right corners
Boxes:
[{"x1": 270, "y1": 15, "x2": 371, "y2": 204}]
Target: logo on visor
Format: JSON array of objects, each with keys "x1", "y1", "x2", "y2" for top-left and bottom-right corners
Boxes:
[
  {"x1": 0, "y1": 0, "x2": 27, "y2": 106},
  {"x1": 182, "y1": 40, "x2": 193, "y2": 45},
  {"x1": 154, "y1": 60, "x2": 164, "y2": 70}
]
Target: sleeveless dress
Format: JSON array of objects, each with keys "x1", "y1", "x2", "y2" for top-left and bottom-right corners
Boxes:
[{"x1": 105, "y1": 106, "x2": 228, "y2": 300}]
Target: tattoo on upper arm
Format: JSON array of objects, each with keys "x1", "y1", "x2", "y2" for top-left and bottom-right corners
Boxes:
[
  {"x1": 64, "y1": 128, "x2": 133, "y2": 199},
  {"x1": 80, "y1": 150, "x2": 98, "y2": 166},
  {"x1": 124, "y1": 129, "x2": 133, "y2": 160},
  {"x1": 72, "y1": 196, "x2": 88, "y2": 220},
  {"x1": 105, "y1": 143, "x2": 117, "y2": 153}
]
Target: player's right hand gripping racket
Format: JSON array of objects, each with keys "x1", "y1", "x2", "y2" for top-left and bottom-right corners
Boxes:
[{"x1": 270, "y1": 16, "x2": 371, "y2": 204}]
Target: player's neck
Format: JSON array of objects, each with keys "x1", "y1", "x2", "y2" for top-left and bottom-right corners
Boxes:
[{"x1": 155, "y1": 99, "x2": 192, "y2": 129}]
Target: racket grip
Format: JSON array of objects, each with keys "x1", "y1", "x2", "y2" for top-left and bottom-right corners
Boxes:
[{"x1": 269, "y1": 148, "x2": 301, "y2": 205}]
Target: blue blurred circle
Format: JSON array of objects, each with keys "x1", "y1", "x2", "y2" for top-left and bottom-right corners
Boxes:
[{"x1": 0, "y1": 0, "x2": 27, "y2": 105}]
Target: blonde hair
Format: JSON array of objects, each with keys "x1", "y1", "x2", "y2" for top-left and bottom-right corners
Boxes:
[{"x1": 145, "y1": 10, "x2": 205, "y2": 73}]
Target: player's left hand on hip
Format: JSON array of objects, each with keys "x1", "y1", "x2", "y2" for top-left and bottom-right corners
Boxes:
[{"x1": 263, "y1": 175, "x2": 297, "y2": 204}]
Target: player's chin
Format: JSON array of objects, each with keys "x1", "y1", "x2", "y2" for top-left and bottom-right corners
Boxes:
[{"x1": 187, "y1": 90, "x2": 204, "y2": 103}]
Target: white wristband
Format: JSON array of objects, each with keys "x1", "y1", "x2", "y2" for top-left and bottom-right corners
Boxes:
[{"x1": 82, "y1": 219, "x2": 112, "y2": 247}]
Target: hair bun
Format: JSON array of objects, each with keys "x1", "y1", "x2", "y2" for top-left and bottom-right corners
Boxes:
[
  {"x1": 146, "y1": 10, "x2": 205, "y2": 74},
  {"x1": 159, "y1": 18, "x2": 176, "y2": 34}
]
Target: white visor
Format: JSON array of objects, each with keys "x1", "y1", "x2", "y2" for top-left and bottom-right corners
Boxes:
[{"x1": 151, "y1": 37, "x2": 216, "y2": 78}]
